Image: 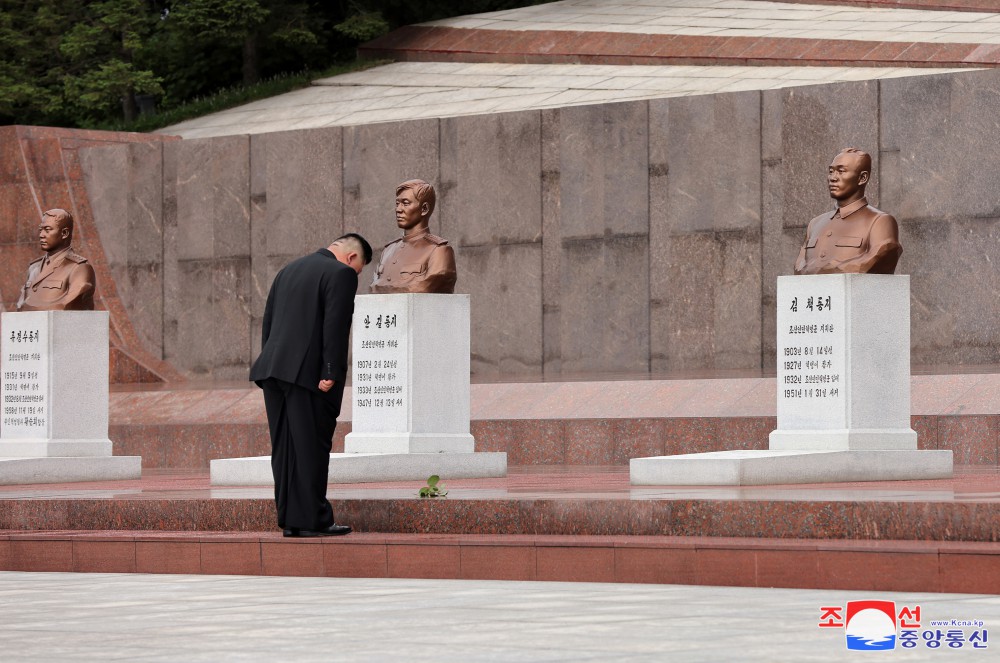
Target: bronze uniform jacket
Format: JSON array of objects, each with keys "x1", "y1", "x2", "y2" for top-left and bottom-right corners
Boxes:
[
  {"x1": 794, "y1": 198, "x2": 901, "y2": 275},
  {"x1": 17, "y1": 247, "x2": 96, "y2": 311},
  {"x1": 370, "y1": 230, "x2": 457, "y2": 294},
  {"x1": 249, "y1": 249, "x2": 358, "y2": 415}
]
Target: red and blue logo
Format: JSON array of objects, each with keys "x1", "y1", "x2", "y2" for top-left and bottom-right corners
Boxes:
[{"x1": 845, "y1": 600, "x2": 897, "y2": 651}]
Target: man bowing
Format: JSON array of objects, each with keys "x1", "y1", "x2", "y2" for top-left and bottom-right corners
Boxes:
[{"x1": 250, "y1": 233, "x2": 372, "y2": 537}]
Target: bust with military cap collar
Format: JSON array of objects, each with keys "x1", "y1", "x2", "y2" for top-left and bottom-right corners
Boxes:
[
  {"x1": 794, "y1": 148, "x2": 902, "y2": 275},
  {"x1": 16, "y1": 208, "x2": 96, "y2": 312},
  {"x1": 370, "y1": 179, "x2": 457, "y2": 294}
]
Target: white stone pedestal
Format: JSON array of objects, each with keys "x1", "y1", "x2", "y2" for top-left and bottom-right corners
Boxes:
[
  {"x1": 345, "y1": 294, "x2": 475, "y2": 454},
  {"x1": 0, "y1": 311, "x2": 141, "y2": 484},
  {"x1": 630, "y1": 275, "x2": 952, "y2": 486},
  {"x1": 211, "y1": 294, "x2": 505, "y2": 486}
]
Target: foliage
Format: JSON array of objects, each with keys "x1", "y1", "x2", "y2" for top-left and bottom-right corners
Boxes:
[
  {"x1": 0, "y1": 0, "x2": 549, "y2": 129},
  {"x1": 87, "y1": 59, "x2": 388, "y2": 133},
  {"x1": 334, "y1": 12, "x2": 391, "y2": 43},
  {"x1": 418, "y1": 475, "x2": 447, "y2": 499}
]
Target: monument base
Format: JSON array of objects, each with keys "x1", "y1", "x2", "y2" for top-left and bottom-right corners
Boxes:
[
  {"x1": 629, "y1": 449, "x2": 953, "y2": 486},
  {"x1": 343, "y1": 433, "x2": 475, "y2": 454},
  {"x1": 210, "y1": 452, "x2": 508, "y2": 486},
  {"x1": 768, "y1": 428, "x2": 917, "y2": 451},
  {"x1": 0, "y1": 438, "x2": 113, "y2": 458},
  {"x1": 0, "y1": 455, "x2": 141, "y2": 485}
]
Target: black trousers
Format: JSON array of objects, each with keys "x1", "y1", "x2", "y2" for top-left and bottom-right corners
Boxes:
[{"x1": 261, "y1": 378, "x2": 337, "y2": 530}]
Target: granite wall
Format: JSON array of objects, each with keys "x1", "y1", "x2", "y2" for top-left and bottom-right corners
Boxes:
[{"x1": 80, "y1": 68, "x2": 1000, "y2": 381}]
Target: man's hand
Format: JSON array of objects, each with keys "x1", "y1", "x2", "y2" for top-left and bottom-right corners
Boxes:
[{"x1": 318, "y1": 379, "x2": 334, "y2": 392}]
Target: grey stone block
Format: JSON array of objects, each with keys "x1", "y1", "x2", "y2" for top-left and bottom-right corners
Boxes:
[
  {"x1": 767, "y1": 80, "x2": 879, "y2": 231},
  {"x1": 657, "y1": 91, "x2": 761, "y2": 234},
  {"x1": 439, "y1": 111, "x2": 541, "y2": 247},
  {"x1": 881, "y1": 69, "x2": 1000, "y2": 223},
  {"x1": 457, "y1": 242, "x2": 543, "y2": 379},
  {"x1": 343, "y1": 119, "x2": 440, "y2": 253},
  {"x1": 81, "y1": 145, "x2": 128, "y2": 268},
  {"x1": 905, "y1": 218, "x2": 1000, "y2": 365},
  {"x1": 650, "y1": 92, "x2": 762, "y2": 372},
  {"x1": 168, "y1": 259, "x2": 250, "y2": 377},
  {"x1": 558, "y1": 101, "x2": 648, "y2": 240},
  {"x1": 541, "y1": 108, "x2": 562, "y2": 375},
  {"x1": 558, "y1": 235, "x2": 649, "y2": 375},
  {"x1": 174, "y1": 136, "x2": 250, "y2": 261},
  {"x1": 126, "y1": 142, "x2": 164, "y2": 264},
  {"x1": 255, "y1": 128, "x2": 344, "y2": 256},
  {"x1": 651, "y1": 229, "x2": 762, "y2": 372}
]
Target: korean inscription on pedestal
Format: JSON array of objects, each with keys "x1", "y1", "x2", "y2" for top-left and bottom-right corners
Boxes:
[
  {"x1": 776, "y1": 283, "x2": 846, "y2": 429},
  {"x1": 352, "y1": 298, "x2": 408, "y2": 432},
  {"x1": 1, "y1": 316, "x2": 49, "y2": 438}
]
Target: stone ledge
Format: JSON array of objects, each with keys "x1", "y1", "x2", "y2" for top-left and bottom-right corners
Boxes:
[
  {"x1": 1, "y1": 530, "x2": 997, "y2": 592},
  {"x1": 210, "y1": 452, "x2": 507, "y2": 486}
]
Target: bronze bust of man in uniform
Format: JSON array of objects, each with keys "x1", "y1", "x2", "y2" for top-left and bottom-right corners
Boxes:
[
  {"x1": 370, "y1": 179, "x2": 457, "y2": 294},
  {"x1": 16, "y1": 208, "x2": 96, "y2": 311},
  {"x1": 794, "y1": 148, "x2": 902, "y2": 275}
]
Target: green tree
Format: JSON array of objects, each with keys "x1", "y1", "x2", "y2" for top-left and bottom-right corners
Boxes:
[
  {"x1": 60, "y1": 0, "x2": 162, "y2": 123},
  {"x1": 0, "y1": 0, "x2": 76, "y2": 124},
  {"x1": 166, "y1": 0, "x2": 270, "y2": 85}
]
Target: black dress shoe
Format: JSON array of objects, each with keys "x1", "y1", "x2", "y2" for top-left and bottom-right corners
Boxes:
[{"x1": 283, "y1": 524, "x2": 352, "y2": 537}]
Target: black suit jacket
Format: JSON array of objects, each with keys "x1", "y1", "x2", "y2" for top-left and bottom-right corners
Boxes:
[{"x1": 249, "y1": 249, "x2": 357, "y2": 416}]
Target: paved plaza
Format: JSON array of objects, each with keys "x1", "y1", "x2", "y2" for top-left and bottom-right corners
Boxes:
[
  {"x1": 2, "y1": 572, "x2": 998, "y2": 662},
  {"x1": 160, "y1": 0, "x2": 999, "y2": 138},
  {"x1": 428, "y1": 0, "x2": 1000, "y2": 43}
]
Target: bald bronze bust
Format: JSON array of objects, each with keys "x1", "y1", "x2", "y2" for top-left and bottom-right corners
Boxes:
[
  {"x1": 370, "y1": 179, "x2": 457, "y2": 294},
  {"x1": 794, "y1": 148, "x2": 902, "y2": 275},
  {"x1": 16, "y1": 209, "x2": 96, "y2": 311}
]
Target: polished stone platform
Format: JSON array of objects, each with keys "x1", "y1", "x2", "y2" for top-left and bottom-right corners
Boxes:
[
  {"x1": 210, "y1": 452, "x2": 508, "y2": 485},
  {"x1": 1, "y1": 466, "x2": 999, "y2": 592},
  {"x1": 108, "y1": 371, "x2": 1000, "y2": 469},
  {"x1": 630, "y1": 449, "x2": 953, "y2": 486},
  {"x1": 0, "y1": 456, "x2": 141, "y2": 486}
]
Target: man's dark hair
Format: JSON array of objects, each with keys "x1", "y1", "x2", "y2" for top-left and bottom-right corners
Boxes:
[{"x1": 338, "y1": 232, "x2": 373, "y2": 265}]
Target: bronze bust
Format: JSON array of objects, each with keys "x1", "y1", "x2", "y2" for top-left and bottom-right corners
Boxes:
[
  {"x1": 370, "y1": 179, "x2": 457, "y2": 294},
  {"x1": 794, "y1": 148, "x2": 902, "y2": 275},
  {"x1": 16, "y1": 208, "x2": 96, "y2": 311}
]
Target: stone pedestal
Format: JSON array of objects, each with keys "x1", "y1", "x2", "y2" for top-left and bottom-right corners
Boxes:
[
  {"x1": 0, "y1": 311, "x2": 141, "y2": 484},
  {"x1": 631, "y1": 275, "x2": 951, "y2": 486},
  {"x1": 769, "y1": 274, "x2": 916, "y2": 450},
  {"x1": 345, "y1": 294, "x2": 475, "y2": 454},
  {"x1": 211, "y1": 294, "x2": 505, "y2": 486}
]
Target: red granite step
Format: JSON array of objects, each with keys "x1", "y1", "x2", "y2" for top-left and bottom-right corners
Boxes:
[
  {"x1": 2, "y1": 529, "x2": 997, "y2": 593},
  {"x1": 108, "y1": 413, "x2": 996, "y2": 469},
  {"x1": 359, "y1": 26, "x2": 1000, "y2": 68},
  {"x1": 2, "y1": 468, "x2": 999, "y2": 542}
]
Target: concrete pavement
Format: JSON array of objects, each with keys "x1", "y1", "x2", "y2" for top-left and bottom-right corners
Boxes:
[{"x1": 2, "y1": 572, "x2": 997, "y2": 661}]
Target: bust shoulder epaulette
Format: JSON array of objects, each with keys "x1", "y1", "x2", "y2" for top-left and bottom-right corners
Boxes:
[
  {"x1": 66, "y1": 249, "x2": 88, "y2": 264},
  {"x1": 382, "y1": 236, "x2": 404, "y2": 249},
  {"x1": 425, "y1": 233, "x2": 449, "y2": 246}
]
